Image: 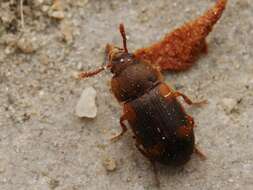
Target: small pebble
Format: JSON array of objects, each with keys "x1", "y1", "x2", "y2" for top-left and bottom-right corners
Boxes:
[
  {"x1": 72, "y1": 71, "x2": 80, "y2": 79},
  {"x1": 39, "y1": 54, "x2": 49, "y2": 65},
  {"x1": 49, "y1": 11, "x2": 65, "y2": 19},
  {"x1": 75, "y1": 87, "x2": 97, "y2": 118},
  {"x1": 221, "y1": 98, "x2": 237, "y2": 113},
  {"x1": 41, "y1": 5, "x2": 50, "y2": 13},
  {"x1": 48, "y1": 178, "x2": 60, "y2": 189},
  {"x1": 39, "y1": 90, "x2": 45, "y2": 97},
  {"x1": 228, "y1": 178, "x2": 234, "y2": 183},
  {"x1": 51, "y1": 0, "x2": 62, "y2": 10},
  {"x1": 49, "y1": 0, "x2": 64, "y2": 19},
  {"x1": 17, "y1": 35, "x2": 38, "y2": 54},
  {"x1": 103, "y1": 157, "x2": 117, "y2": 172},
  {"x1": 249, "y1": 79, "x2": 253, "y2": 86},
  {"x1": 60, "y1": 21, "x2": 73, "y2": 44},
  {"x1": 75, "y1": 0, "x2": 89, "y2": 7}
]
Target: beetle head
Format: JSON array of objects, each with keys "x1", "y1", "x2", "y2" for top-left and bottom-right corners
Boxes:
[
  {"x1": 79, "y1": 24, "x2": 136, "y2": 79},
  {"x1": 105, "y1": 24, "x2": 137, "y2": 75}
]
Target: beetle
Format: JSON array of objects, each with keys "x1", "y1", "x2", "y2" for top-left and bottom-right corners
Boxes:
[{"x1": 79, "y1": 0, "x2": 227, "y2": 186}]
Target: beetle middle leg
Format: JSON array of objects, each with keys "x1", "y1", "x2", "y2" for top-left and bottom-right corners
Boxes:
[
  {"x1": 186, "y1": 115, "x2": 194, "y2": 125},
  {"x1": 186, "y1": 114, "x2": 202, "y2": 128},
  {"x1": 169, "y1": 91, "x2": 207, "y2": 106},
  {"x1": 110, "y1": 114, "x2": 128, "y2": 142}
]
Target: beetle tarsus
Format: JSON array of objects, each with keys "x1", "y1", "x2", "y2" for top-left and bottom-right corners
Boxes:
[
  {"x1": 152, "y1": 161, "x2": 160, "y2": 188},
  {"x1": 110, "y1": 130, "x2": 126, "y2": 142},
  {"x1": 169, "y1": 91, "x2": 208, "y2": 107},
  {"x1": 194, "y1": 147, "x2": 207, "y2": 160},
  {"x1": 110, "y1": 115, "x2": 128, "y2": 142}
]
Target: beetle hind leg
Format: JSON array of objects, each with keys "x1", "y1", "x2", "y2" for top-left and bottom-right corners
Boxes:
[
  {"x1": 151, "y1": 161, "x2": 160, "y2": 187},
  {"x1": 135, "y1": 144, "x2": 160, "y2": 187},
  {"x1": 194, "y1": 147, "x2": 207, "y2": 160}
]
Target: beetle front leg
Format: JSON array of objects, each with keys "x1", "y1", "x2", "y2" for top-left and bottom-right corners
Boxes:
[
  {"x1": 172, "y1": 91, "x2": 207, "y2": 106},
  {"x1": 110, "y1": 114, "x2": 128, "y2": 142}
]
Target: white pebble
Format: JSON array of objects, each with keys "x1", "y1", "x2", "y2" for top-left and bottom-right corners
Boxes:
[
  {"x1": 75, "y1": 87, "x2": 97, "y2": 118},
  {"x1": 16, "y1": 33, "x2": 39, "y2": 54},
  {"x1": 103, "y1": 157, "x2": 117, "y2": 172},
  {"x1": 49, "y1": 11, "x2": 65, "y2": 19}
]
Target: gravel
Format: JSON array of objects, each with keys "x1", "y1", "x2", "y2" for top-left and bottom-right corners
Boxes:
[{"x1": 75, "y1": 86, "x2": 97, "y2": 118}]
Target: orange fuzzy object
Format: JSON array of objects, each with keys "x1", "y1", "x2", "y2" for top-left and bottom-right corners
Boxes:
[{"x1": 134, "y1": 0, "x2": 227, "y2": 71}]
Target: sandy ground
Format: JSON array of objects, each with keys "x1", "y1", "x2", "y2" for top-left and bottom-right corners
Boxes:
[{"x1": 0, "y1": 0, "x2": 252, "y2": 189}]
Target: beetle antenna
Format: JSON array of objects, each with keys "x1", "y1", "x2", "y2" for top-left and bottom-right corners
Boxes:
[
  {"x1": 79, "y1": 63, "x2": 112, "y2": 78},
  {"x1": 79, "y1": 44, "x2": 114, "y2": 79},
  {"x1": 119, "y1": 23, "x2": 128, "y2": 53}
]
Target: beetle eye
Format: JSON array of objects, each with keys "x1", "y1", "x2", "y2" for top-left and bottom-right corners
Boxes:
[
  {"x1": 120, "y1": 58, "x2": 124, "y2": 63},
  {"x1": 127, "y1": 58, "x2": 131, "y2": 62}
]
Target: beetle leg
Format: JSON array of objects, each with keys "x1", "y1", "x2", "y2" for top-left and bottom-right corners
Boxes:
[
  {"x1": 110, "y1": 114, "x2": 128, "y2": 142},
  {"x1": 186, "y1": 115, "x2": 196, "y2": 128},
  {"x1": 194, "y1": 147, "x2": 207, "y2": 160},
  {"x1": 135, "y1": 144, "x2": 160, "y2": 187},
  {"x1": 171, "y1": 91, "x2": 207, "y2": 106},
  {"x1": 135, "y1": 143, "x2": 149, "y2": 157},
  {"x1": 151, "y1": 161, "x2": 160, "y2": 187}
]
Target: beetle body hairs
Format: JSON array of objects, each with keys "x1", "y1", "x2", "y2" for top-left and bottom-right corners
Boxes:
[{"x1": 79, "y1": 0, "x2": 227, "y2": 186}]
